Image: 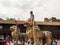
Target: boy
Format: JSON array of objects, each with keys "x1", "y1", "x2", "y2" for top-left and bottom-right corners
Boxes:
[{"x1": 30, "y1": 11, "x2": 34, "y2": 21}]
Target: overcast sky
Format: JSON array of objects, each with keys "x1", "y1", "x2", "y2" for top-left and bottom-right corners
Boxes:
[{"x1": 0, "y1": 0, "x2": 60, "y2": 21}]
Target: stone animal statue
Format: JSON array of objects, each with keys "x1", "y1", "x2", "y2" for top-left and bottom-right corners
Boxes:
[
  {"x1": 10, "y1": 25, "x2": 19, "y2": 45},
  {"x1": 10, "y1": 25, "x2": 27, "y2": 45},
  {"x1": 24, "y1": 18, "x2": 52, "y2": 45}
]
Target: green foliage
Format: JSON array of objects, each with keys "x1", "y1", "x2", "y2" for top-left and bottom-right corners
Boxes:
[
  {"x1": 44, "y1": 18, "x2": 49, "y2": 22},
  {"x1": 6, "y1": 17, "x2": 16, "y2": 21}
]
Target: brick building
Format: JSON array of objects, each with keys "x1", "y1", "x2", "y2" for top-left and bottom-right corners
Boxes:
[{"x1": 0, "y1": 19, "x2": 60, "y2": 39}]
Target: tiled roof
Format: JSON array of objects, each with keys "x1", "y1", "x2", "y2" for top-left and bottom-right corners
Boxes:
[
  {"x1": 0, "y1": 20, "x2": 60, "y2": 26},
  {"x1": 0, "y1": 20, "x2": 24, "y2": 24},
  {"x1": 36, "y1": 21, "x2": 60, "y2": 26}
]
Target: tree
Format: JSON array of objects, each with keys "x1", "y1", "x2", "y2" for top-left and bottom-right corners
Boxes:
[
  {"x1": 6, "y1": 17, "x2": 16, "y2": 21},
  {"x1": 44, "y1": 18, "x2": 49, "y2": 22}
]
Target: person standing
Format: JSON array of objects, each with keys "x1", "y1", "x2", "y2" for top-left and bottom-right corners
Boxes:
[
  {"x1": 30, "y1": 11, "x2": 34, "y2": 21},
  {"x1": 52, "y1": 40, "x2": 57, "y2": 45},
  {"x1": 5, "y1": 36, "x2": 10, "y2": 45},
  {"x1": 57, "y1": 39, "x2": 60, "y2": 45}
]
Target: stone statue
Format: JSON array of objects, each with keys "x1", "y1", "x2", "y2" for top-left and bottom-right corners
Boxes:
[
  {"x1": 10, "y1": 25, "x2": 19, "y2": 45},
  {"x1": 10, "y1": 25, "x2": 27, "y2": 45},
  {"x1": 24, "y1": 18, "x2": 52, "y2": 45}
]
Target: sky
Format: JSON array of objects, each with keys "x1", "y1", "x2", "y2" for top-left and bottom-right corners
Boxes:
[{"x1": 0, "y1": 0, "x2": 60, "y2": 21}]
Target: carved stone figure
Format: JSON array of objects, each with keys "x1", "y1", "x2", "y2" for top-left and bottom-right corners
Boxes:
[
  {"x1": 10, "y1": 25, "x2": 19, "y2": 45},
  {"x1": 24, "y1": 18, "x2": 52, "y2": 45},
  {"x1": 10, "y1": 25, "x2": 27, "y2": 45}
]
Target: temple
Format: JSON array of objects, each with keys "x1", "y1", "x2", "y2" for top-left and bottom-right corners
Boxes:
[{"x1": 0, "y1": 17, "x2": 60, "y2": 39}]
